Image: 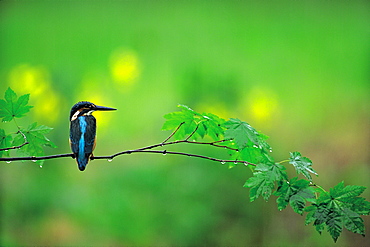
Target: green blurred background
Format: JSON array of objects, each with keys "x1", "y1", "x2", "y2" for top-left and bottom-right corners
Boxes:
[{"x1": 0, "y1": 1, "x2": 369, "y2": 246}]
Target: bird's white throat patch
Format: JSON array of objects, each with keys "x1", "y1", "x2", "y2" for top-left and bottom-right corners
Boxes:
[{"x1": 71, "y1": 109, "x2": 95, "y2": 121}]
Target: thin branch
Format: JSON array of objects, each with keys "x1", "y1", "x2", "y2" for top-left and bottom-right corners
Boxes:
[
  {"x1": 0, "y1": 130, "x2": 29, "y2": 151},
  {"x1": 0, "y1": 149, "x2": 256, "y2": 166},
  {"x1": 162, "y1": 122, "x2": 185, "y2": 144},
  {"x1": 0, "y1": 153, "x2": 73, "y2": 161},
  {"x1": 0, "y1": 140, "x2": 256, "y2": 166},
  {"x1": 91, "y1": 149, "x2": 256, "y2": 166},
  {"x1": 185, "y1": 140, "x2": 238, "y2": 151},
  {"x1": 184, "y1": 124, "x2": 199, "y2": 141}
]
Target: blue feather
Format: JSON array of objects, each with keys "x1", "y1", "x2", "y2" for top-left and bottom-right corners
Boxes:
[{"x1": 77, "y1": 116, "x2": 88, "y2": 170}]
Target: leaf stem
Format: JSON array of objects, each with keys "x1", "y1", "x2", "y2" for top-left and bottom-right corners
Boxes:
[
  {"x1": 162, "y1": 122, "x2": 184, "y2": 144},
  {"x1": 0, "y1": 119, "x2": 29, "y2": 151},
  {"x1": 278, "y1": 159, "x2": 290, "y2": 164},
  {"x1": 310, "y1": 183, "x2": 327, "y2": 193},
  {"x1": 185, "y1": 124, "x2": 199, "y2": 141}
]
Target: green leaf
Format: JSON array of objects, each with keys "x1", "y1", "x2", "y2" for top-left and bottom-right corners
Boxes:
[
  {"x1": 223, "y1": 118, "x2": 259, "y2": 150},
  {"x1": 13, "y1": 122, "x2": 57, "y2": 165},
  {"x1": 330, "y1": 181, "x2": 366, "y2": 200},
  {"x1": 223, "y1": 118, "x2": 273, "y2": 165},
  {"x1": 244, "y1": 163, "x2": 287, "y2": 202},
  {"x1": 289, "y1": 151, "x2": 318, "y2": 181},
  {"x1": 342, "y1": 208, "x2": 365, "y2": 236},
  {"x1": 304, "y1": 181, "x2": 369, "y2": 242},
  {"x1": 162, "y1": 104, "x2": 225, "y2": 141},
  {"x1": 244, "y1": 171, "x2": 274, "y2": 202},
  {"x1": 345, "y1": 197, "x2": 370, "y2": 215},
  {"x1": 0, "y1": 129, "x2": 13, "y2": 158},
  {"x1": 0, "y1": 87, "x2": 33, "y2": 122},
  {"x1": 274, "y1": 177, "x2": 315, "y2": 214},
  {"x1": 327, "y1": 211, "x2": 342, "y2": 242},
  {"x1": 228, "y1": 141, "x2": 274, "y2": 165},
  {"x1": 162, "y1": 111, "x2": 195, "y2": 140}
]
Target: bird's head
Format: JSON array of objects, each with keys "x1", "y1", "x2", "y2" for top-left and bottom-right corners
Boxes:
[{"x1": 70, "y1": 101, "x2": 117, "y2": 121}]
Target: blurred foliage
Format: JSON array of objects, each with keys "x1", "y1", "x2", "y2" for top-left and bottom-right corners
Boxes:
[{"x1": 0, "y1": 1, "x2": 369, "y2": 246}]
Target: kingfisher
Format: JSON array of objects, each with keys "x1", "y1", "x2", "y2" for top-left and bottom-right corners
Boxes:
[{"x1": 69, "y1": 101, "x2": 117, "y2": 171}]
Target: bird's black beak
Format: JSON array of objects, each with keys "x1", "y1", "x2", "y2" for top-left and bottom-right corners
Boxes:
[{"x1": 93, "y1": 105, "x2": 117, "y2": 111}]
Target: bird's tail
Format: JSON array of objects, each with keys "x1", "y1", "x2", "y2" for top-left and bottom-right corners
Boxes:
[{"x1": 77, "y1": 153, "x2": 91, "y2": 171}]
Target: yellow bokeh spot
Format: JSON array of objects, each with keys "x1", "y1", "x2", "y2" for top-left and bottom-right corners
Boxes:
[
  {"x1": 8, "y1": 64, "x2": 61, "y2": 124},
  {"x1": 246, "y1": 87, "x2": 280, "y2": 125},
  {"x1": 110, "y1": 48, "x2": 140, "y2": 86},
  {"x1": 9, "y1": 64, "x2": 48, "y2": 97},
  {"x1": 33, "y1": 90, "x2": 61, "y2": 123}
]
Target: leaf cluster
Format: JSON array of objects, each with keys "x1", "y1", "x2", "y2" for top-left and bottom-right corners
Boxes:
[
  {"x1": 305, "y1": 182, "x2": 370, "y2": 242},
  {"x1": 162, "y1": 104, "x2": 272, "y2": 167},
  {"x1": 162, "y1": 104, "x2": 370, "y2": 242},
  {"x1": 0, "y1": 88, "x2": 56, "y2": 165}
]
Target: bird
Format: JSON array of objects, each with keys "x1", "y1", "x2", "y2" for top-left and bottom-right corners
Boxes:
[{"x1": 69, "y1": 101, "x2": 117, "y2": 171}]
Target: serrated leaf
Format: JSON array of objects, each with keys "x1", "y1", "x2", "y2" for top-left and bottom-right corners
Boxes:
[
  {"x1": 327, "y1": 211, "x2": 342, "y2": 242},
  {"x1": 223, "y1": 118, "x2": 273, "y2": 165},
  {"x1": 0, "y1": 129, "x2": 12, "y2": 157},
  {"x1": 5, "y1": 87, "x2": 17, "y2": 102},
  {"x1": 162, "y1": 104, "x2": 225, "y2": 141},
  {"x1": 330, "y1": 182, "x2": 366, "y2": 200},
  {"x1": 223, "y1": 118, "x2": 259, "y2": 150},
  {"x1": 0, "y1": 87, "x2": 33, "y2": 122},
  {"x1": 342, "y1": 208, "x2": 364, "y2": 236},
  {"x1": 231, "y1": 144, "x2": 274, "y2": 165},
  {"x1": 200, "y1": 113, "x2": 225, "y2": 140},
  {"x1": 289, "y1": 151, "x2": 318, "y2": 181},
  {"x1": 13, "y1": 122, "x2": 57, "y2": 165},
  {"x1": 244, "y1": 163, "x2": 287, "y2": 202},
  {"x1": 244, "y1": 171, "x2": 274, "y2": 202},
  {"x1": 345, "y1": 197, "x2": 370, "y2": 215},
  {"x1": 274, "y1": 177, "x2": 315, "y2": 214},
  {"x1": 305, "y1": 181, "x2": 369, "y2": 242}
]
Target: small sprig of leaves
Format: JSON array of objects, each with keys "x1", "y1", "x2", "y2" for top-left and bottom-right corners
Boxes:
[
  {"x1": 0, "y1": 87, "x2": 56, "y2": 165},
  {"x1": 161, "y1": 104, "x2": 369, "y2": 242}
]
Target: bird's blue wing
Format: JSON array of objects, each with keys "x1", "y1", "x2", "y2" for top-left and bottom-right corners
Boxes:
[
  {"x1": 70, "y1": 119, "x2": 81, "y2": 154},
  {"x1": 84, "y1": 116, "x2": 96, "y2": 154},
  {"x1": 70, "y1": 116, "x2": 96, "y2": 171}
]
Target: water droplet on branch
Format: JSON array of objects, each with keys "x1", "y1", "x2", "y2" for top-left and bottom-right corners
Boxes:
[
  {"x1": 108, "y1": 159, "x2": 113, "y2": 162},
  {"x1": 6, "y1": 161, "x2": 11, "y2": 164}
]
